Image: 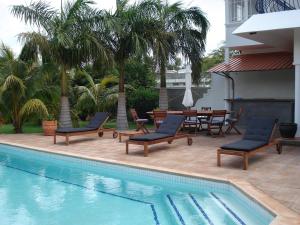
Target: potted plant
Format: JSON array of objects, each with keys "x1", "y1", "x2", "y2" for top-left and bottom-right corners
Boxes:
[
  {"x1": 42, "y1": 114, "x2": 57, "y2": 136},
  {"x1": 279, "y1": 122, "x2": 298, "y2": 138}
]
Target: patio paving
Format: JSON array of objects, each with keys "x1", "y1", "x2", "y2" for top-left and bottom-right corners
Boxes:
[{"x1": 1, "y1": 132, "x2": 300, "y2": 215}]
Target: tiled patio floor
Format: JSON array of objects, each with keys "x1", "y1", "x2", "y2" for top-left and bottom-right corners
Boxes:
[{"x1": 1, "y1": 132, "x2": 300, "y2": 215}]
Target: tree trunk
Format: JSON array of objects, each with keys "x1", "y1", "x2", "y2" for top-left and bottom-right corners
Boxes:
[
  {"x1": 117, "y1": 60, "x2": 129, "y2": 130},
  {"x1": 58, "y1": 96, "x2": 72, "y2": 128},
  {"x1": 117, "y1": 92, "x2": 128, "y2": 130},
  {"x1": 159, "y1": 88, "x2": 168, "y2": 110},
  {"x1": 159, "y1": 60, "x2": 168, "y2": 110},
  {"x1": 13, "y1": 119, "x2": 23, "y2": 133}
]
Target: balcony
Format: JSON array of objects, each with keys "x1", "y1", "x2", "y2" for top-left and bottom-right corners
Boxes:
[
  {"x1": 256, "y1": 0, "x2": 300, "y2": 14},
  {"x1": 228, "y1": 0, "x2": 300, "y2": 24}
]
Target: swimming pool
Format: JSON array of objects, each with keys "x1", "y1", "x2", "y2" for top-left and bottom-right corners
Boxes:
[{"x1": 0, "y1": 144, "x2": 274, "y2": 225}]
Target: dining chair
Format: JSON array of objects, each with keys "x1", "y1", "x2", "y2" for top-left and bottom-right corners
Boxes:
[
  {"x1": 153, "y1": 110, "x2": 167, "y2": 129},
  {"x1": 202, "y1": 110, "x2": 226, "y2": 137},
  {"x1": 198, "y1": 107, "x2": 212, "y2": 130},
  {"x1": 225, "y1": 107, "x2": 243, "y2": 134},
  {"x1": 183, "y1": 110, "x2": 199, "y2": 135},
  {"x1": 130, "y1": 109, "x2": 149, "y2": 133}
]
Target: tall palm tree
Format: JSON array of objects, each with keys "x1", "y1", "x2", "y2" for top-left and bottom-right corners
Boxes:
[
  {"x1": 0, "y1": 44, "x2": 48, "y2": 133},
  {"x1": 11, "y1": 0, "x2": 111, "y2": 128},
  {"x1": 153, "y1": 1, "x2": 209, "y2": 109},
  {"x1": 103, "y1": 0, "x2": 159, "y2": 130}
]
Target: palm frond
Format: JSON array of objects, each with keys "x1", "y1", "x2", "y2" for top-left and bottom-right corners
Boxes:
[
  {"x1": 20, "y1": 98, "x2": 48, "y2": 120},
  {"x1": 1, "y1": 74, "x2": 26, "y2": 96},
  {"x1": 11, "y1": 1, "x2": 57, "y2": 31}
]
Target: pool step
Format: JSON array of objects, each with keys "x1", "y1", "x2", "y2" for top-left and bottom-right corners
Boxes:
[
  {"x1": 167, "y1": 193, "x2": 244, "y2": 225},
  {"x1": 166, "y1": 194, "x2": 210, "y2": 225}
]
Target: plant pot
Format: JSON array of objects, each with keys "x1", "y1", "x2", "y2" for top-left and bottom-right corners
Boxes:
[
  {"x1": 42, "y1": 120, "x2": 57, "y2": 136},
  {"x1": 279, "y1": 123, "x2": 297, "y2": 138}
]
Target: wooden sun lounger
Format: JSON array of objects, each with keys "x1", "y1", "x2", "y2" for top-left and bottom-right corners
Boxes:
[
  {"x1": 126, "y1": 132, "x2": 192, "y2": 157},
  {"x1": 54, "y1": 112, "x2": 118, "y2": 145},
  {"x1": 217, "y1": 118, "x2": 278, "y2": 170},
  {"x1": 126, "y1": 115, "x2": 193, "y2": 156}
]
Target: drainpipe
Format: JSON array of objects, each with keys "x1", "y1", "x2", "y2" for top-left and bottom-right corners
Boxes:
[{"x1": 294, "y1": 29, "x2": 300, "y2": 136}]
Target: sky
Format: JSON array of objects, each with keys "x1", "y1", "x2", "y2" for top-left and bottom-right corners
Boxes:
[{"x1": 0, "y1": 0, "x2": 225, "y2": 56}]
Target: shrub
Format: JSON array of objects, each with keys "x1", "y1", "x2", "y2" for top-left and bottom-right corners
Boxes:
[{"x1": 127, "y1": 88, "x2": 158, "y2": 119}]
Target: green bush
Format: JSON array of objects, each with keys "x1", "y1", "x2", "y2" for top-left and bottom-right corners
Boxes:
[{"x1": 127, "y1": 88, "x2": 158, "y2": 119}]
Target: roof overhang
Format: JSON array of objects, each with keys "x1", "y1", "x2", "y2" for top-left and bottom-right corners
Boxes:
[
  {"x1": 208, "y1": 52, "x2": 294, "y2": 73},
  {"x1": 233, "y1": 10, "x2": 300, "y2": 51}
]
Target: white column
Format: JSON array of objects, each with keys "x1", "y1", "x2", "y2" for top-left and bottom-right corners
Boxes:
[{"x1": 294, "y1": 29, "x2": 300, "y2": 136}]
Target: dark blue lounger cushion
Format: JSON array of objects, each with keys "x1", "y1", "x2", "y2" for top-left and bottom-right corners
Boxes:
[
  {"x1": 86, "y1": 112, "x2": 109, "y2": 129},
  {"x1": 56, "y1": 127, "x2": 97, "y2": 133},
  {"x1": 221, "y1": 117, "x2": 277, "y2": 151},
  {"x1": 130, "y1": 115, "x2": 185, "y2": 141},
  {"x1": 156, "y1": 115, "x2": 185, "y2": 136},
  {"x1": 221, "y1": 140, "x2": 267, "y2": 152},
  {"x1": 56, "y1": 112, "x2": 109, "y2": 133},
  {"x1": 243, "y1": 117, "x2": 277, "y2": 143},
  {"x1": 129, "y1": 133, "x2": 172, "y2": 141}
]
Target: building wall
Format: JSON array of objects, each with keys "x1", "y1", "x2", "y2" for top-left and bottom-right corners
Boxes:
[
  {"x1": 231, "y1": 69, "x2": 295, "y2": 99},
  {"x1": 195, "y1": 74, "x2": 228, "y2": 109}
]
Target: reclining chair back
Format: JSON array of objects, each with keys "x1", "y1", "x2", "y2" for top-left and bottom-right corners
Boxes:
[
  {"x1": 156, "y1": 115, "x2": 185, "y2": 136},
  {"x1": 86, "y1": 112, "x2": 109, "y2": 129},
  {"x1": 243, "y1": 117, "x2": 278, "y2": 144}
]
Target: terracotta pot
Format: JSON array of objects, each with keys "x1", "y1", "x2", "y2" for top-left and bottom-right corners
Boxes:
[{"x1": 42, "y1": 120, "x2": 57, "y2": 136}]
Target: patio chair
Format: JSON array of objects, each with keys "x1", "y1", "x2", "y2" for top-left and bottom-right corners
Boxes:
[
  {"x1": 198, "y1": 107, "x2": 212, "y2": 130},
  {"x1": 54, "y1": 112, "x2": 118, "y2": 145},
  {"x1": 183, "y1": 110, "x2": 199, "y2": 135},
  {"x1": 201, "y1": 110, "x2": 226, "y2": 137},
  {"x1": 130, "y1": 109, "x2": 149, "y2": 133},
  {"x1": 126, "y1": 115, "x2": 193, "y2": 156},
  {"x1": 225, "y1": 107, "x2": 243, "y2": 134},
  {"x1": 217, "y1": 117, "x2": 278, "y2": 170},
  {"x1": 153, "y1": 110, "x2": 167, "y2": 129}
]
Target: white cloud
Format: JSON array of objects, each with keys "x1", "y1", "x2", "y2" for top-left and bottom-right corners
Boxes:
[{"x1": 0, "y1": 0, "x2": 225, "y2": 55}]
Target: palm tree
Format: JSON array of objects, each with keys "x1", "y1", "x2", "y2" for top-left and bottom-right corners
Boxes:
[
  {"x1": 153, "y1": 1, "x2": 209, "y2": 109},
  {"x1": 103, "y1": 0, "x2": 159, "y2": 130},
  {"x1": 0, "y1": 44, "x2": 48, "y2": 133},
  {"x1": 11, "y1": 0, "x2": 111, "y2": 128},
  {"x1": 76, "y1": 70, "x2": 119, "y2": 114}
]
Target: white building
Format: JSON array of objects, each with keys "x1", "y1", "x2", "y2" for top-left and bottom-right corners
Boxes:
[
  {"x1": 196, "y1": 0, "x2": 300, "y2": 134},
  {"x1": 156, "y1": 69, "x2": 210, "y2": 88}
]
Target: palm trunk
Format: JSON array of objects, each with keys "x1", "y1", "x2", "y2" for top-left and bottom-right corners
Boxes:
[
  {"x1": 58, "y1": 67, "x2": 72, "y2": 128},
  {"x1": 159, "y1": 60, "x2": 168, "y2": 110},
  {"x1": 117, "y1": 60, "x2": 129, "y2": 130},
  {"x1": 59, "y1": 96, "x2": 72, "y2": 128}
]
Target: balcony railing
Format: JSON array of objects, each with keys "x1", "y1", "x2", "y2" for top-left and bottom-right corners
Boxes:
[{"x1": 255, "y1": 0, "x2": 300, "y2": 13}]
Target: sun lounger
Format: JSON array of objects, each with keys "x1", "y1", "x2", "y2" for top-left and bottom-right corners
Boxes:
[
  {"x1": 54, "y1": 112, "x2": 118, "y2": 145},
  {"x1": 217, "y1": 117, "x2": 278, "y2": 170},
  {"x1": 126, "y1": 115, "x2": 193, "y2": 156}
]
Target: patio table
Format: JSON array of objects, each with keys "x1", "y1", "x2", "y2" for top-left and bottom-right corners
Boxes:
[
  {"x1": 146, "y1": 110, "x2": 231, "y2": 116},
  {"x1": 275, "y1": 137, "x2": 300, "y2": 154}
]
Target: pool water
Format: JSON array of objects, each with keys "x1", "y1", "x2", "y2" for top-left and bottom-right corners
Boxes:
[{"x1": 0, "y1": 144, "x2": 274, "y2": 225}]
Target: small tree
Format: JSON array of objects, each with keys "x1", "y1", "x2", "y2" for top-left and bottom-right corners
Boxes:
[{"x1": 0, "y1": 44, "x2": 48, "y2": 133}]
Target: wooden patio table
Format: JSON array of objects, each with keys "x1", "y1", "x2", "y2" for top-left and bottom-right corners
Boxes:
[{"x1": 146, "y1": 110, "x2": 231, "y2": 116}]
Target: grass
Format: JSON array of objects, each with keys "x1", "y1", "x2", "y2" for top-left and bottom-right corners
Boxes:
[{"x1": 0, "y1": 120, "x2": 154, "y2": 134}]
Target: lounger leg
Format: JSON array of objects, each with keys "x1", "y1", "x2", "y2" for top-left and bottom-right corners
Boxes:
[
  {"x1": 217, "y1": 150, "x2": 221, "y2": 167},
  {"x1": 119, "y1": 133, "x2": 122, "y2": 142},
  {"x1": 66, "y1": 135, "x2": 69, "y2": 145},
  {"x1": 144, "y1": 143, "x2": 149, "y2": 157},
  {"x1": 243, "y1": 153, "x2": 249, "y2": 170},
  {"x1": 126, "y1": 141, "x2": 129, "y2": 154},
  {"x1": 54, "y1": 134, "x2": 56, "y2": 144}
]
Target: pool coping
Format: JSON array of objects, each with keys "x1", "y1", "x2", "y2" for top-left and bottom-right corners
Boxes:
[{"x1": 0, "y1": 140, "x2": 299, "y2": 225}]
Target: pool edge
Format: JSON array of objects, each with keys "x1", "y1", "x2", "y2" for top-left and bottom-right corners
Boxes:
[{"x1": 0, "y1": 140, "x2": 299, "y2": 225}]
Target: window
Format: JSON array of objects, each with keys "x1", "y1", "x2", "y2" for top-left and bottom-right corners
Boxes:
[{"x1": 230, "y1": 0, "x2": 246, "y2": 22}]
